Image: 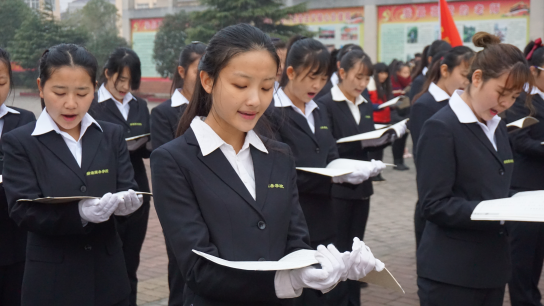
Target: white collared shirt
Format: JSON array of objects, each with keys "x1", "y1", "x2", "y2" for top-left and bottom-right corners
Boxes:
[
  {"x1": 428, "y1": 82, "x2": 450, "y2": 102},
  {"x1": 0, "y1": 105, "x2": 20, "y2": 138},
  {"x1": 331, "y1": 84, "x2": 367, "y2": 124},
  {"x1": 171, "y1": 89, "x2": 190, "y2": 107},
  {"x1": 525, "y1": 83, "x2": 544, "y2": 101},
  {"x1": 330, "y1": 72, "x2": 339, "y2": 86},
  {"x1": 449, "y1": 90, "x2": 501, "y2": 150},
  {"x1": 97, "y1": 84, "x2": 135, "y2": 120},
  {"x1": 190, "y1": 117, "x2": 268, "y2": 200},
  {"x1": 422, "y1": 67, "x2": 428, "y2": 76},
  {"x1": 274, "y1": 88, "x2": 319, "y2": 133},
  {"x1": 31, "y1": 108, "x2": 102, "y2": 167}
]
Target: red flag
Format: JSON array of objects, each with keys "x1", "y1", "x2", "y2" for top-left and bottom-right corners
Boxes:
[{"x1": 440, "y1": 0, "x2": 463, "y2": 47}]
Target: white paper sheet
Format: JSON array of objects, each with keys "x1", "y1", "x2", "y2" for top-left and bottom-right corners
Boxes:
[
  {"x1": 296, "y1": 167, "x2": 353, "y2": 177},
  {"x1": 125, "y1": 133, "x2": 151, "y2": 141},
  {"x1": 374, "y1": 124, "x2": 389, "y2": 130},
  {"x1": 337, "y1": 119, "x2": 409, "y2": 144},
  {"x1": 507, "y1": 116, "x2": 539, "y2": 131},
  {"x1": 17, "y1": 192, "x2": 153, "y2": 204},
  {"x1": 378, "y1": 97, "x2": 402, "y2": 109},
  {"x1": 0, "y1": 175, "x2": 3, "y2": 184},
  {"x1": 471, "y1": 190, "x2": 544, "y2": 222},
  {"x1": 193, "y1": 249, "x2": 404, "y2": 292}
]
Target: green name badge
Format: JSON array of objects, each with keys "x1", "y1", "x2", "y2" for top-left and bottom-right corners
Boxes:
[
  {"x1": 320, "y1": 126, "x2": 328, "y2": 130},
  {"x1": 130, "y1": 122, "x2": 143, "y2": 126},
  {"x1": 86, "y1": 169, "x2": 109, "y2": 176},
  {"x1": 504, "y1": 159, "x2": 514, "y2": 164},
  {"x1": 268, "y1": 184, "x2": 284, "y2": 189}
]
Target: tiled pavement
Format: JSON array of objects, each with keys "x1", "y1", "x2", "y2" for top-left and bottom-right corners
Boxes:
[{"x1": 9, "y1": 93, "x2": 543, "y2": 305}]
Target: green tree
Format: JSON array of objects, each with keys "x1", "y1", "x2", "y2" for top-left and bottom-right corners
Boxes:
[
  {"x1": 0, "y1": 0, "x2": 32, "y2": 49},
  {"x1": 153, "y1": 10, "x2": 190, "y2": 79},
  {"x1": 187, "y1": 0, "x2": 311, "y2": 43},
  {"x1": 10, "y1": 5, "x2": 89, "y2": 70},
  {"x1": 63, "y1": 0, "x2": 128, "y2": 69}
]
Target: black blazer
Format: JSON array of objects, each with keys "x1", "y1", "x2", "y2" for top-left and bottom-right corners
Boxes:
[
  {"x1": 151, "y1": 128, "x2": 310, "y2": 306},
  {"x1": 409, "y1": 92, "x2": 449, "y2": 159},
  {"x1": 416, "y1": 105, "x2": 513, "y2": 289},
  {"x1": 3, "y1": 120, "x2": 138, "y2": 306},
  {"x1": 150, "y1": 99, "x2": 187, "y2": 150},
  {"x1": 318, "y1": 92, "x2": 377, "y2": 200},
  {"x1": 408, "y1": 73, "x2": 426, "y2": 102},
  {"x1": 88, "y1": 94, "x2": 151, "y2": 203},
  {"x1": 505, "y1": 91, "x2": 544, "y2": 190},
  {"x1": 268, "y1": 103, "x2": 339, "y2": 242},
  {"x1": 0, "y1": 107, "x2": 35, "y2": 266}
]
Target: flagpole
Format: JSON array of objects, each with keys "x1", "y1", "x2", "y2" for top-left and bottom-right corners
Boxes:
[{"x1": 438, "y1": 0, "x2": 442, "y2": 40}]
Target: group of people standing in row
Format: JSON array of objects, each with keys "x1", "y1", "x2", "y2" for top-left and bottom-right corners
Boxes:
[{"x1": 0, "y1": 22, "x2": 543, "y2": 306}]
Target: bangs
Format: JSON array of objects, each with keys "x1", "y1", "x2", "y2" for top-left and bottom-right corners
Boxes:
[
  {"x1": 502, "y1": 62, "x2": 533, "y2": 94},
  {"x1": 302, "y1": 49, "x2": 330, "y2": 77}
]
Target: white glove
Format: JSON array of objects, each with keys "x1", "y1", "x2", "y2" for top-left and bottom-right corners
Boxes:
[
  {"x1": 369, "y1": 159, "x2": 386, "y2": 177},
  {"x1": 289, "y1": 245, "x2": 348, "y2": 293},
  {"x1": 78, "y1": 193, "x2": 120, "y2": 224},
  {"x1": 114, "y1": 189, "x2": 144, "y2": 216},
  {"x1": 392, "y1": 121, "x2": 408, "y2": 138},
  {"x1": 332, "y1": 167, "x2": 371, "y2": 185},
  {"x1": 347, "y1": 237, "x2": 385, "y2": 281}
]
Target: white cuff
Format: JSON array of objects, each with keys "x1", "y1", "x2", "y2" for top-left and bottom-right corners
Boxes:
[{"x1": 274, "y1": 270, "x2": 302, "y2": 299}]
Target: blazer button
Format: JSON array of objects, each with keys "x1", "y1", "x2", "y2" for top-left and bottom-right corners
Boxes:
[
  {"x1": 257, "y1": 221, "x2": 266, "y2": 230},
  {"x1": 315, "y1": 148, "x2": 320, "y2": 154},
  {"x1": 80, "y1": 185, "x2": 87, "y2": 193},
  {"x1": 127, "y1": 130, "x2": 131, "y2": 134},
  {"x1": 499, "y1": 169, "x2": 505, "y2": 175},
  {"x1": 258, "y1": 258, "x2": 266, "y2": 261},
  {"x1": 84, "y1": 245, "x2": 92, "y2": 251}
]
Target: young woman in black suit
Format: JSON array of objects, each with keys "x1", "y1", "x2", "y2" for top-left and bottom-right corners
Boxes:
[
  {"x1": 0, "y1": 48, "x2": 36, "y2": 306},
  {"x1": 317, "y1": 50, "x2": 388, "y2": 306},
  {"x1": 151, "y1": 42, "x2": 206, "y2": 150},
  {"x1": 151, "y1": 24, "x2": 381, "y2": 306},
  {"x1": 416, "y1": 32, "x2": 533, "y2": 306},
  {"x1": 506, "y1": 39, "x2": 544, "y2": 306},
  {"x1": 3, "y1": 44, "x2": 142, "y2": 306},
  {"x1": 410, "y1": 46, "x2": 474, "y2": 248},
  {"x1": 87, "y1": 48, "x2": 150, "y2": 306}
]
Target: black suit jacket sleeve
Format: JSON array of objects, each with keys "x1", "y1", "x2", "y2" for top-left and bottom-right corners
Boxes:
[
  {"x1": 151, "y1": 148, "x2": 279, "y2": 303},
  {"x1": 417, "y1": 119, "x2": 501, "y2": 231},
  {"x1": 409, "y1": 74, "x2": 425, "y2": 101},
  {"x1": 134, "y1": 106, "x2": 152, "y2": 159},
  {"x1": 4, "y1": 133, "x2": 90, "y2": 235},
  {"x1": 115, "y1": 125, "x2": 139, "y2": 192},
  {"x1": 410, "y1": 101, "x2": 436, "y2": 157},
  {"x1": 150, "y1": 105, "x2": 174, "y2": 150},
  {"x1": 507, "y1": 99, "x2": 544, "y2": 158}
]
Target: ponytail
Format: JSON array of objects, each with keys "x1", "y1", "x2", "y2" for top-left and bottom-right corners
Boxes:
[{"x1": 170, "y1": 42, "x2": 206, "y2": 94}]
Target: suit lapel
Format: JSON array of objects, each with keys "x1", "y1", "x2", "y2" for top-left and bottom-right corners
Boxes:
[
  {"x1": 127, "y1": 99, "x2": 139, "y2": 123},
  {"x1": 336, "y1": 101, "x2": 358, "y2": 128},
  {"x1": 465, "y1": 123, "x2": 503, "y2": 166},
  {"x1": 81, "y1": 125, "x2": 103, "y2": 172},
  {"x1": 252, "y1": 146, "x2": 273, "y2": 210},
  {"x1": 37, "y1": 132, "x2": 86, "y2": 183},
  {"x1": 2, "y1": 113, "x2": 20, "y2": 138},
  {"x1": 285, "y1": 108, "x2": 318, "y2": 145},
  {"x1": 104, "y1": 100, "x2": 129, "y2": 126}
]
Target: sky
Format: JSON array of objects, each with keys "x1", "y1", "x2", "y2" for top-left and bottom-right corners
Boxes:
[{"x1": 60, "y1": 0, "x2": 71, "y2": 12}]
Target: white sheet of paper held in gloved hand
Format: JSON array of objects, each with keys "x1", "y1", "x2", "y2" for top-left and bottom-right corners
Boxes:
[
  {"x1": 17, "y1": 192, "x2": 153, "y2": 204},
  {"x1": 193, "y1": 249, "x2": 404, "y2": 293},
  {"x1": 336, "y1": 119, "x2": 408, "y2": 144},
  {"x1": 471, "y1": 190, "x2": 544, "y2": 222},
  {"x1": 378, "y1": 96, "x2": 402, "y2": 109},
  {"x1": 296, "y1": 159, "x2": 394, "y2": 177}
]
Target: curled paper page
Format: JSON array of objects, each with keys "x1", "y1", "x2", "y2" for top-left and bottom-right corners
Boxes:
[
  {"x1": 506, "y1": 116, "x2": 539, "y2": 132},
  {"x1": 337, "y1": 119, "x2": 408, "y2": 144},
  {"x1": 17, "y1": 192, "x2": 153, "y2": 204},
  {"x1": 471, "y1": 190, "x2": 544, "y2": 222}
]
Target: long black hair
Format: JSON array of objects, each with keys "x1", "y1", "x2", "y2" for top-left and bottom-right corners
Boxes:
[
  {"x1": 413, "y1": 46, "x2": 474, "y2": 102},
  {"x1": 525, "y1": 39, "x2": 544, "y2": 74},
  {"x1": 411, "y1": 45, "x2": 429, "y2": 79},
  {"x1": 279, "y1": 36, "x2": 330, "y2": 88},
  {"x1": 338, "y1": 50, "x2": 373, "y2": 83},
  {"x1": 176, "y1": 24, "x2": 280, "y2": 137},
  {"x1": 373, "y1": 62, "x2": 393, "y2": 101},
  {"x1": 0, "y1": 48, "x2": 14, "y2": 99},
  {"x1": 99, "y1": 47, "x2": 141, "y2": 90},
  {"x1": 38, "y1": 44, "x2": 98, "y2": 109},
  {"x1": 170, "y1": 42, "x2": 207, "y2": 94}
]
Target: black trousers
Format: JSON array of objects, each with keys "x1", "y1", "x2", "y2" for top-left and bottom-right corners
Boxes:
[
  {"x1": 116, "y1": 202, "x2": 150, "y2": 306},
  {"x1": 418, "y1": 277, "x2": 505, "y2": 306},
  {"x1": 325, "y1": 198, "x2": 371, "y2": 306},
  {"x1": 0, "y1": 261, "x2": 24, "y2": 306},
  {"x1": 166, "y1": 238, "x2": 185, "y2": 306},
  {"x1": 392, "y1": 133, "x2": 408, "y2": 164},
  {"x1": 508, "y1": 221, "x2": 544, "y2": 306},
  {"x1": 414, "y1": 200, "x2": 426, "y2": 250}
]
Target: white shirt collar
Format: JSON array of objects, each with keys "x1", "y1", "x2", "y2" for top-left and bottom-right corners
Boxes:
[
  {"x1": 0, "y1": 104, "x2": 20, "y2": 119},
  {"x1": 524, "y1": 83, "x2": 544, "y2": 101},
  {"x1": 422, "y1": 67, "x2": 428, "y2": 76},
  {"x1": 273, "y1": 87, "x2": 319, "y2": 111},
  {"x1": 171, "y1": 89, "x2": 190, "y2": 107},
  {"x1": 330, "y1": 72, "x2": 339, "y2": 86},
  {"x1": 428, "y1": 82, "x2": 450, "y2": 102},
  {"x1": 31, "y1": 108, "x2": 102, "y2": 139},
  {"x1": 97, "y1": 84, "x2": 135, "y2": 105},
  {"x1": 190, "y1": 117, "x2": 268, "y2": 156},
  {"x1": 331, "y1": 84, "x2": 367, "y2": 105},
  {"x1": 449, "y1": 90, "x2": 501, "y2": 126}
]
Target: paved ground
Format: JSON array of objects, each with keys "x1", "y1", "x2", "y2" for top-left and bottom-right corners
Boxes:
[{"x1": 10, "y1": 92, "x2": 543, "y2": 305}]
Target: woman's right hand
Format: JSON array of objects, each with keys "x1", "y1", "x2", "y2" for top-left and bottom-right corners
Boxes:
[{"x1": 78, "y1": 193, "x2": 121, "y2": 224}]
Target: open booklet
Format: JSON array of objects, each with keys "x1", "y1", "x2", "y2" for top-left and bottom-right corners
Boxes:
[
  {"x1": 507, "y1": 116, "x2": 539, "y2": 132},
  {"x1": 337, "y1": 119, "x2": 409, "y2": 146},
  {"x1": 374, "y1": 124, "x2": 389, "y2": 130},
  {"x1": 17, "y1": 192, "x2": 153, "y2": 204},
  {"x1": 378, "y1": 96, "x2": 410, "y2": 110},
  {"x1": 471, "y1": 190, "x2": 544, "y2": 222},
  {"x1": 296, "y1": 158, "x2": 393, "y2": 177},
  {"x1": 126, "y1": 133, "x2": 151, "y2": 152},
  {"x1": 193, "y1": 249, "x2": 404, "y2": 293}
]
